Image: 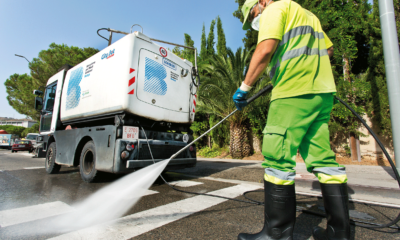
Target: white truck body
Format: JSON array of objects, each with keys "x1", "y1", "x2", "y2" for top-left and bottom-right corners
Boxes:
[
  {"x1": 60, "y1": 32, "x2": 196, "y2": 124},
  {"x1": 34, "y1": 31, "x2": 198, "y2": 182}
]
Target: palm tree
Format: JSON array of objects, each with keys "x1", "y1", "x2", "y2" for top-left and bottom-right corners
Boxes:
[{"x1": 197, "y1": 47, "x2": 270, "y2": 158}]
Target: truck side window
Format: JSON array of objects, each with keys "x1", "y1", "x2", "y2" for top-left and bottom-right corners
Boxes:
[{"x1": 43, "y1": 83, "x2": 57, "y2": 112}]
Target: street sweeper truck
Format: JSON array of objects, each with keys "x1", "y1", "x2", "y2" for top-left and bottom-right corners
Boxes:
[{"x1": 33, "y1": 27, "x2": 198, "y2": 182}]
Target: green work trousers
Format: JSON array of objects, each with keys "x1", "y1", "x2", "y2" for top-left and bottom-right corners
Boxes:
[{"x1": 261, "y1": 93, "x2": 346, "y2": 185}]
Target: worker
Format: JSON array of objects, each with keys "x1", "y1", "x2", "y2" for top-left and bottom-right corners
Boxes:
[{"x1": 233, "y1": 0, "x2": 350, "y2": 239}]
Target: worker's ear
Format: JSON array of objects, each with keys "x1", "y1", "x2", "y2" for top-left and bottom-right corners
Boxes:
[{"x1": 259, "y1": 0, "x2": 268, "y2": 8}]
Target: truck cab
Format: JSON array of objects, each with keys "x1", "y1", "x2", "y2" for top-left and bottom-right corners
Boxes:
[{"x1": 34, "y1": 30, "x2": 198, "y2": 182}]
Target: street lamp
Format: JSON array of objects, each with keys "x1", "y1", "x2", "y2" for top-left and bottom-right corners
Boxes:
[{"x1": 15, "y1": 54, "x2": 30, "y2": 63}]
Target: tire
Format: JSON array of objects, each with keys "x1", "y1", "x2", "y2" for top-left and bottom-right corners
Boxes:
[
  {"x1": 11, "y1": 150, "x2": 14, "y2": 153},
  {"x1": 45, "y1": 142, "x2": 61, "y2": 174},
  {"x1": 79, "y1": 141, "x2": 100, "y2": 183}
]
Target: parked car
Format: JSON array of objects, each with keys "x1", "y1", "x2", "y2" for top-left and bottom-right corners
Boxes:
[{"x1": 11, "y1": 140, "x2": 34, "y2": 153}]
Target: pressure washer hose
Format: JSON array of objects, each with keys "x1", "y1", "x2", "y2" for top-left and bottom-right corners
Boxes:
[{"x1": 142, "y1": 84, "x2": 400, "y2": 230}]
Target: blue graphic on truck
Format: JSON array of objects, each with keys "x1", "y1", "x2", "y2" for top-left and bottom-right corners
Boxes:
[
  {"x1": 66, "y1": 67, "x2": 84, "y2": 110},
  {"x1": 144, "y1": 57, "x2": 167, "y2": 95}
]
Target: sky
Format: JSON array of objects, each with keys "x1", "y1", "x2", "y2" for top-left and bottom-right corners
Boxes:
[{"x1": 0, "y1": 0, "x2": 245, "y2": 119}]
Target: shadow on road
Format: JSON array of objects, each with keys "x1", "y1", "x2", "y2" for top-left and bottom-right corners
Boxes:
[{"x1": 168, "y1": 160, "x2": 261, "y2": 181}]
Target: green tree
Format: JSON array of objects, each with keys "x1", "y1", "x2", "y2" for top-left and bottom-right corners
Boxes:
[
  {"x1": 199, "y1": 47, "x2": 269, "y2": 158},
  {"x1": 172, "y1": 34, "x2": 196, "y2": 65},
  {"x1": 5, "y1": 43, "x2": 98, "y2": 121},
  {"x1": 4, "y1": 74, "x2": 40, "y2": 121},
  {"x1": 216, "y1": 16, "x2": 227, "y2": 58},
  {"x1": 233, "y1": 0, "x2": 259, "y2": 50},
  {"x1": 0, "y1": 125, "x2": 26, "y2": 137},
  {"x1": 209, "y1": 114, "x2": 230, "y2": 148},
  {"x1": 30, "y1": 43, "x2": 98, "y2": 88},
  {"x1": 182, "y1": 33, "x2": 196, "y2": 64},
  {"x1": 366, "y1": 0, "x2": 400, "y2": 139},
  {"x1": 190, "y1": 112, "x2": 211, "y2": 149},
  {"x1": 21, "y1": 123, "x2": 39, "y2": 137},
  {"x1": 200, "y1": 24, "x2": 208, "y2": 61},
  {"x1": 207, "y1": 20, "x2": 216, "y2": 56}
]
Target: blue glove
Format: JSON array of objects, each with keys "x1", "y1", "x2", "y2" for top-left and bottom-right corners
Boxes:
[{"x1": 233, "y1": 88, "x2": 249, "y2": 111}]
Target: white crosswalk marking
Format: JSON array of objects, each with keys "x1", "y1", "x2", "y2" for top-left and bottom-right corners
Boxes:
[
  {"x1": 50, "y1": 184, "x2": 260, "y2": 240},
  {"x1": 24, "y1": 166, "x2": 45, "y2": 169},
  {"x1": 0, "y1": 201, "x2": 73, "y2": 228},
  {"x1": 169, "y1": 180, "x2": 204, "y2": 187}
]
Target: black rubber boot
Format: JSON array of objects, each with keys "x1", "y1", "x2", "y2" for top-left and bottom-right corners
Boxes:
[
  {"x1": 313, "y1": 183, "x2": 350, "y2": 240},
  {"x1": 238, "y1": 180, "x2": 296, "y2": 240}
]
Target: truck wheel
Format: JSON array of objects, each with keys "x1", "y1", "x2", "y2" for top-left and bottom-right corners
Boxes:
[
  {"x1": 80, "y1": 141, "x2": 100, "y2": 183},
  {"x1": 45, "y1": 142, "x2": 61, "y2": 174}
]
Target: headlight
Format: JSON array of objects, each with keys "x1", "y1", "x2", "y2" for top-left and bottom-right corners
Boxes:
[
  {"x1": 183, "y1": 134, "x2": 189, "y2": 143},
  {"x1": 121, "y1": 151, "x2": 130, "y2": 160}
]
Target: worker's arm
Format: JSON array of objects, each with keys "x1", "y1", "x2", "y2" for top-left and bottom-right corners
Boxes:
[
  {"x1": 327, "y1": 46, "x2": 334, "y2": 59},
  {"x1": 244, "y1": 39, "x2": 280, "y2": 86},
  {"x1": 232, "y1": 39, "x2": 279, "y2": 111}
]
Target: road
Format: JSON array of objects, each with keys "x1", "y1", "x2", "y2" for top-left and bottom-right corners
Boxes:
[{"x1": 0, "y1": 149, "x2": 399, "y2": 239}]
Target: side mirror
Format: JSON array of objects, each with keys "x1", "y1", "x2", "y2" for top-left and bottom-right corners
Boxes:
[
  {"x1": 35, "y1": 97, "x2": 43, "y2": 111},
  {"x1": 33, "y1": 90, "x2": 43, "y2": 96}
]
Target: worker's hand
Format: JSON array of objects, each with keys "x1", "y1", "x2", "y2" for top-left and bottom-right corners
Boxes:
[{"x1": 232, "y1": 88, "x2": 249, "y2": 111}]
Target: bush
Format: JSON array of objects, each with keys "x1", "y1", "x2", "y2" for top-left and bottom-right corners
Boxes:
[
  {"x1": 197, "y1": 145, "x2": 228, "y2": 158},
  {"x1": 21, "y1": 123, "x2": 39, "y2": 137}
]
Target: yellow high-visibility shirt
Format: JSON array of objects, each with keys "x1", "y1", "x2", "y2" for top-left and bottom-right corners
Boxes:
[{"x1": 258, "y1": 0, "x2": 336, "y2": 101}]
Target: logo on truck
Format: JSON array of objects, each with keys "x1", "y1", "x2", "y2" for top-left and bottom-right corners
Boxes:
[
  {"x1": 101, "y1": 49, "x2": 115, "y2": 60},
  {"x1": 66, "y1": 67, "x2": 84, "y2": 110},
  {"x1": 144, "y1": 57, "x2": 167, "y2": 96},
  {"x1": 162, "y1": 58, "x2": 176, "y2": 70}
]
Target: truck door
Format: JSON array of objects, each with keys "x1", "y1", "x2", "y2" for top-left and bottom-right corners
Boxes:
[
  {"x1": 39, "y1": 69, "x2": 66, "y2": 134},
  {"x1": 40, "y1": 82, "x2": 57, "y2": 132}
]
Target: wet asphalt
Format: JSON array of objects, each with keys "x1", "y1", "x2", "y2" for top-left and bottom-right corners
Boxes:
[{"x1": 0, "y1": 149, "x2": 399, "y2": 239}]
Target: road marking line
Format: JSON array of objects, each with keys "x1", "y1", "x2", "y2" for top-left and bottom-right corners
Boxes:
[
  {"x1": 23, "y1": 166, "x2": 45, "y2": 169},
  {"x1": 0, "y1": 201, "x2": 73, "y2": 228},
  {"x1": 50, "y1": 184, "x2": 261, "y2": 240},
  {"x1": 168, "y1": 180, "x2": 203, "y2": 187},
  {"x1": 144, "y1": 190, "x2": 159, "y2": 195}
]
